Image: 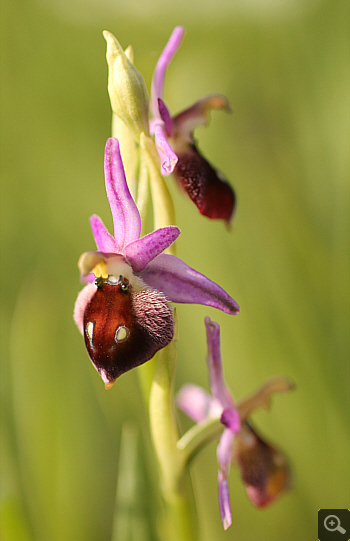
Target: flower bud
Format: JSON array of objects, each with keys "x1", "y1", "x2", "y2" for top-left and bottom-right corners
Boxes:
[{"x1": 103, "y1": 31, "x2": 149, "y2": 140}]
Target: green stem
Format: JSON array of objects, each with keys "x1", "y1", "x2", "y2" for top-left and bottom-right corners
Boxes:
[
  {"x1": 140, "y1": 133, "x2": 176, "y2": 248},
  {"x1": 177, "y1": 416, "x2": 223, "y2": 466},
  {"x1": 136, "y1": 356, "x2": 157, "y2": 408},
  {"x1": 137, "y1": 132, "x2": 197, "y2": 539},
  {"x1": 136, "y1": 152, "x2": 150, "y2": 230},
  {"x1": 161, "y1": 476, "x2": 197, "y2": 541},
  {"x1": 149, "y1": 341, "x2": 198, "y2": 541},
  {"x1": 111, "y1": 423, "x2": 148, "y2": 541},
  {"x1": 111, "y1": 113, "x2": 139, "y2": 201}
]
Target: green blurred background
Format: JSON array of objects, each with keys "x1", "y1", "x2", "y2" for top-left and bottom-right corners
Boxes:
[{"x1": 1, "y1": 0, "x2": 349, "y2": 540}]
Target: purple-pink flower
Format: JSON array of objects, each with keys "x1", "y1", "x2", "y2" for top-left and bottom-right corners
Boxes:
[
  {"x1": 150, "y1": 27, "x2": 236, "y2": 223},
  {"x1": 74, "y1": 138, "x2": 239, "y2": 389},
  {"x1": 177, "y1": 317, "x2": 292, "y2": 529}
]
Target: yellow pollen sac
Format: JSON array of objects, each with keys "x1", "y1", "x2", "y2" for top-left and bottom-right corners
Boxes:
[{"x1": 93, "y1": 261, "x2": 108, "y2": 279}]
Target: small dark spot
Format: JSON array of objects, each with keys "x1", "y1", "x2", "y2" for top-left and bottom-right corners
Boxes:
[{"x1": 95, "y1": 276, "x2": 104, "y2": 289}]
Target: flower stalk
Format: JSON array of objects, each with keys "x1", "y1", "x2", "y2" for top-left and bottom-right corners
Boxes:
[
  {"x1": 140, "y1": 133, "x2": 176, "y2": 235},
  {"x1": 149, "y1": 340, "x2": 198, "y2": 541}
]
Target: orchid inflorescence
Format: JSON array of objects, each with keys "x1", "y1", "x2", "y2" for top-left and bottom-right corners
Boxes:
[{"x1": 74, "y1": 26, "x2": 294, "y2": 532}]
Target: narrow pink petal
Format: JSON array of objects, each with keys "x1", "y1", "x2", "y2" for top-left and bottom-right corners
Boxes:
[
  {"x1": 81, "y1": 273, "x2": 95, "y2": 284},
  {"x1": 151, "y1": 26, "x2": 185, "y2": 118},
  {"x1": 205, "y1": 317, "x2": 235, "y2": 409},
  {"x1": 218, "y1": 475, "x2": 232, "y2": 530},
  {"x1": 154, "y1": 123, "x2": 178, "y2": 175},
  {"x1": 158, "y1": 99, "x2": 173, "y2": 137},
  {"x1": 90, "y1": 214, "x2": 120, "y2": 253},
  {"x1": 73, "y1": 283, "x2": 97, "y2": 334},
  {"x1": 217, "y1": 429, "x2": 234, "y2": 477},
  {"x1": 221, "y1": 408, "x2": 241, "y2": 433},
  {"x1": 123, "y1": 226, "x2": 180, "y2": 272},
  {"x1": 217, "y1": 429, "x2": 235, "y2": 530},
  {"x1": 139, "y1": 254, "x2": 239, "y2": 315},
  {"x1": 104, "y1": 138, "x2": 141, "y2": 249},
  {"x1": 176, "y1": 384, "x2": 213, "y2": 422}
]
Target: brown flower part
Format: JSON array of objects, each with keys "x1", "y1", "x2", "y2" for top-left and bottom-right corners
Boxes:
[
  {"x1": 173, "y1": 144, "x2": 236, "y2": 223},
  {"x1": 232, "y1": 422, "x2": 291, "y2": 507},
  {"x1": 83, "y1": 275, "x2": 174, "y2": 388}
]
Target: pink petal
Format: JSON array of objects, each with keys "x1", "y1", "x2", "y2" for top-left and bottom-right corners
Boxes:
[
  {"x1": 73, "y1": 283, "x2": 97, "y2": 334},
  {"x1": 217, "y1": 429, "x2": 235, "y2": 530},
  {"x1": 205, "y1": 317, "x2": 235, "y2": 409},
  {"x1": 176, "y1": 384, "x2": 213, "y2": 422},
  {"x1": 104, "y1": 138, "x2": 141, "y2": 250},
  {"x1": 151, "y1": 26, "x2": 185, "y2": 118},
  {"x1": 221, "y1": 408, "x2": 241, "y2": 433},
  {"x1": 218, "y1": 475, "x2": 232, "y2": 531},
  {"x1": 153, "y1": 123, "x2": 178, "y2": 175},
  {"x1": 158, "y1": 98, "x2": 173, "y2": 137},
  {"x1": 139, "y1": 254, "x2": 239, "y2": 315},
  {"x1": 90, "y1": 214, "x2": 120, "y2": 253},
  {"x1": 123, "y1": 226, "x2": 180, "y2": 272}
]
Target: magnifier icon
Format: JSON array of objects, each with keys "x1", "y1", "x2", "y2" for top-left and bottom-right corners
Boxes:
[{"x1": 324, "y1": 515, "x2": 346, "y2": 534}]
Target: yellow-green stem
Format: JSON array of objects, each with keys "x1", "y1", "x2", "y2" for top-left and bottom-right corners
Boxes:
[
  {"x1": 140, "y1": 133, "x2": 176, "y2": 247},
  {"x1": 149, "y1": 341, "x2": 198, "y2": 541}
]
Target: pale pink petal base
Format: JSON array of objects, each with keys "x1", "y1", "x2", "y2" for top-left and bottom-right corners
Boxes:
[
  {"x1": 73, "y1": 283, "x2": 97, "y2": 334},
  {"x1": 104, "y1": 138, "x2": 141, "y2": 250},
  {"x1": 176, "y1": 384, "x2": 212, "y2": 422}
]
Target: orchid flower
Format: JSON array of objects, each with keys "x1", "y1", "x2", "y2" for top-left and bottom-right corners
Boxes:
[
  {"x1": 150, "y1": 27, "x2": 236, "y2": 223},
  {"x1": 177, "y1": 317, "x2": 293, "y2": 529},
  {"x1": 74, "y1": 139, "x2": 239, "y2": 389}
]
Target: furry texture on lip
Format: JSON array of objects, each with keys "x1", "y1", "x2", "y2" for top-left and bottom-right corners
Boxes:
[{"x1": 82, "y1": 276, "x2": 174, "y2": 385}]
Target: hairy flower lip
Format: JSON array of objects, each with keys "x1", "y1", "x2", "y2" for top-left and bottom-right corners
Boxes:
[
  {"x1": 172, "y1": 145, "x2": 236, "y2": 223},
  {"x1": 232, "y1": 421, "x2": 292, "y2": 508},
  {"x1": 82, "y1": 276, "x2": 174, "y2": 387}
]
